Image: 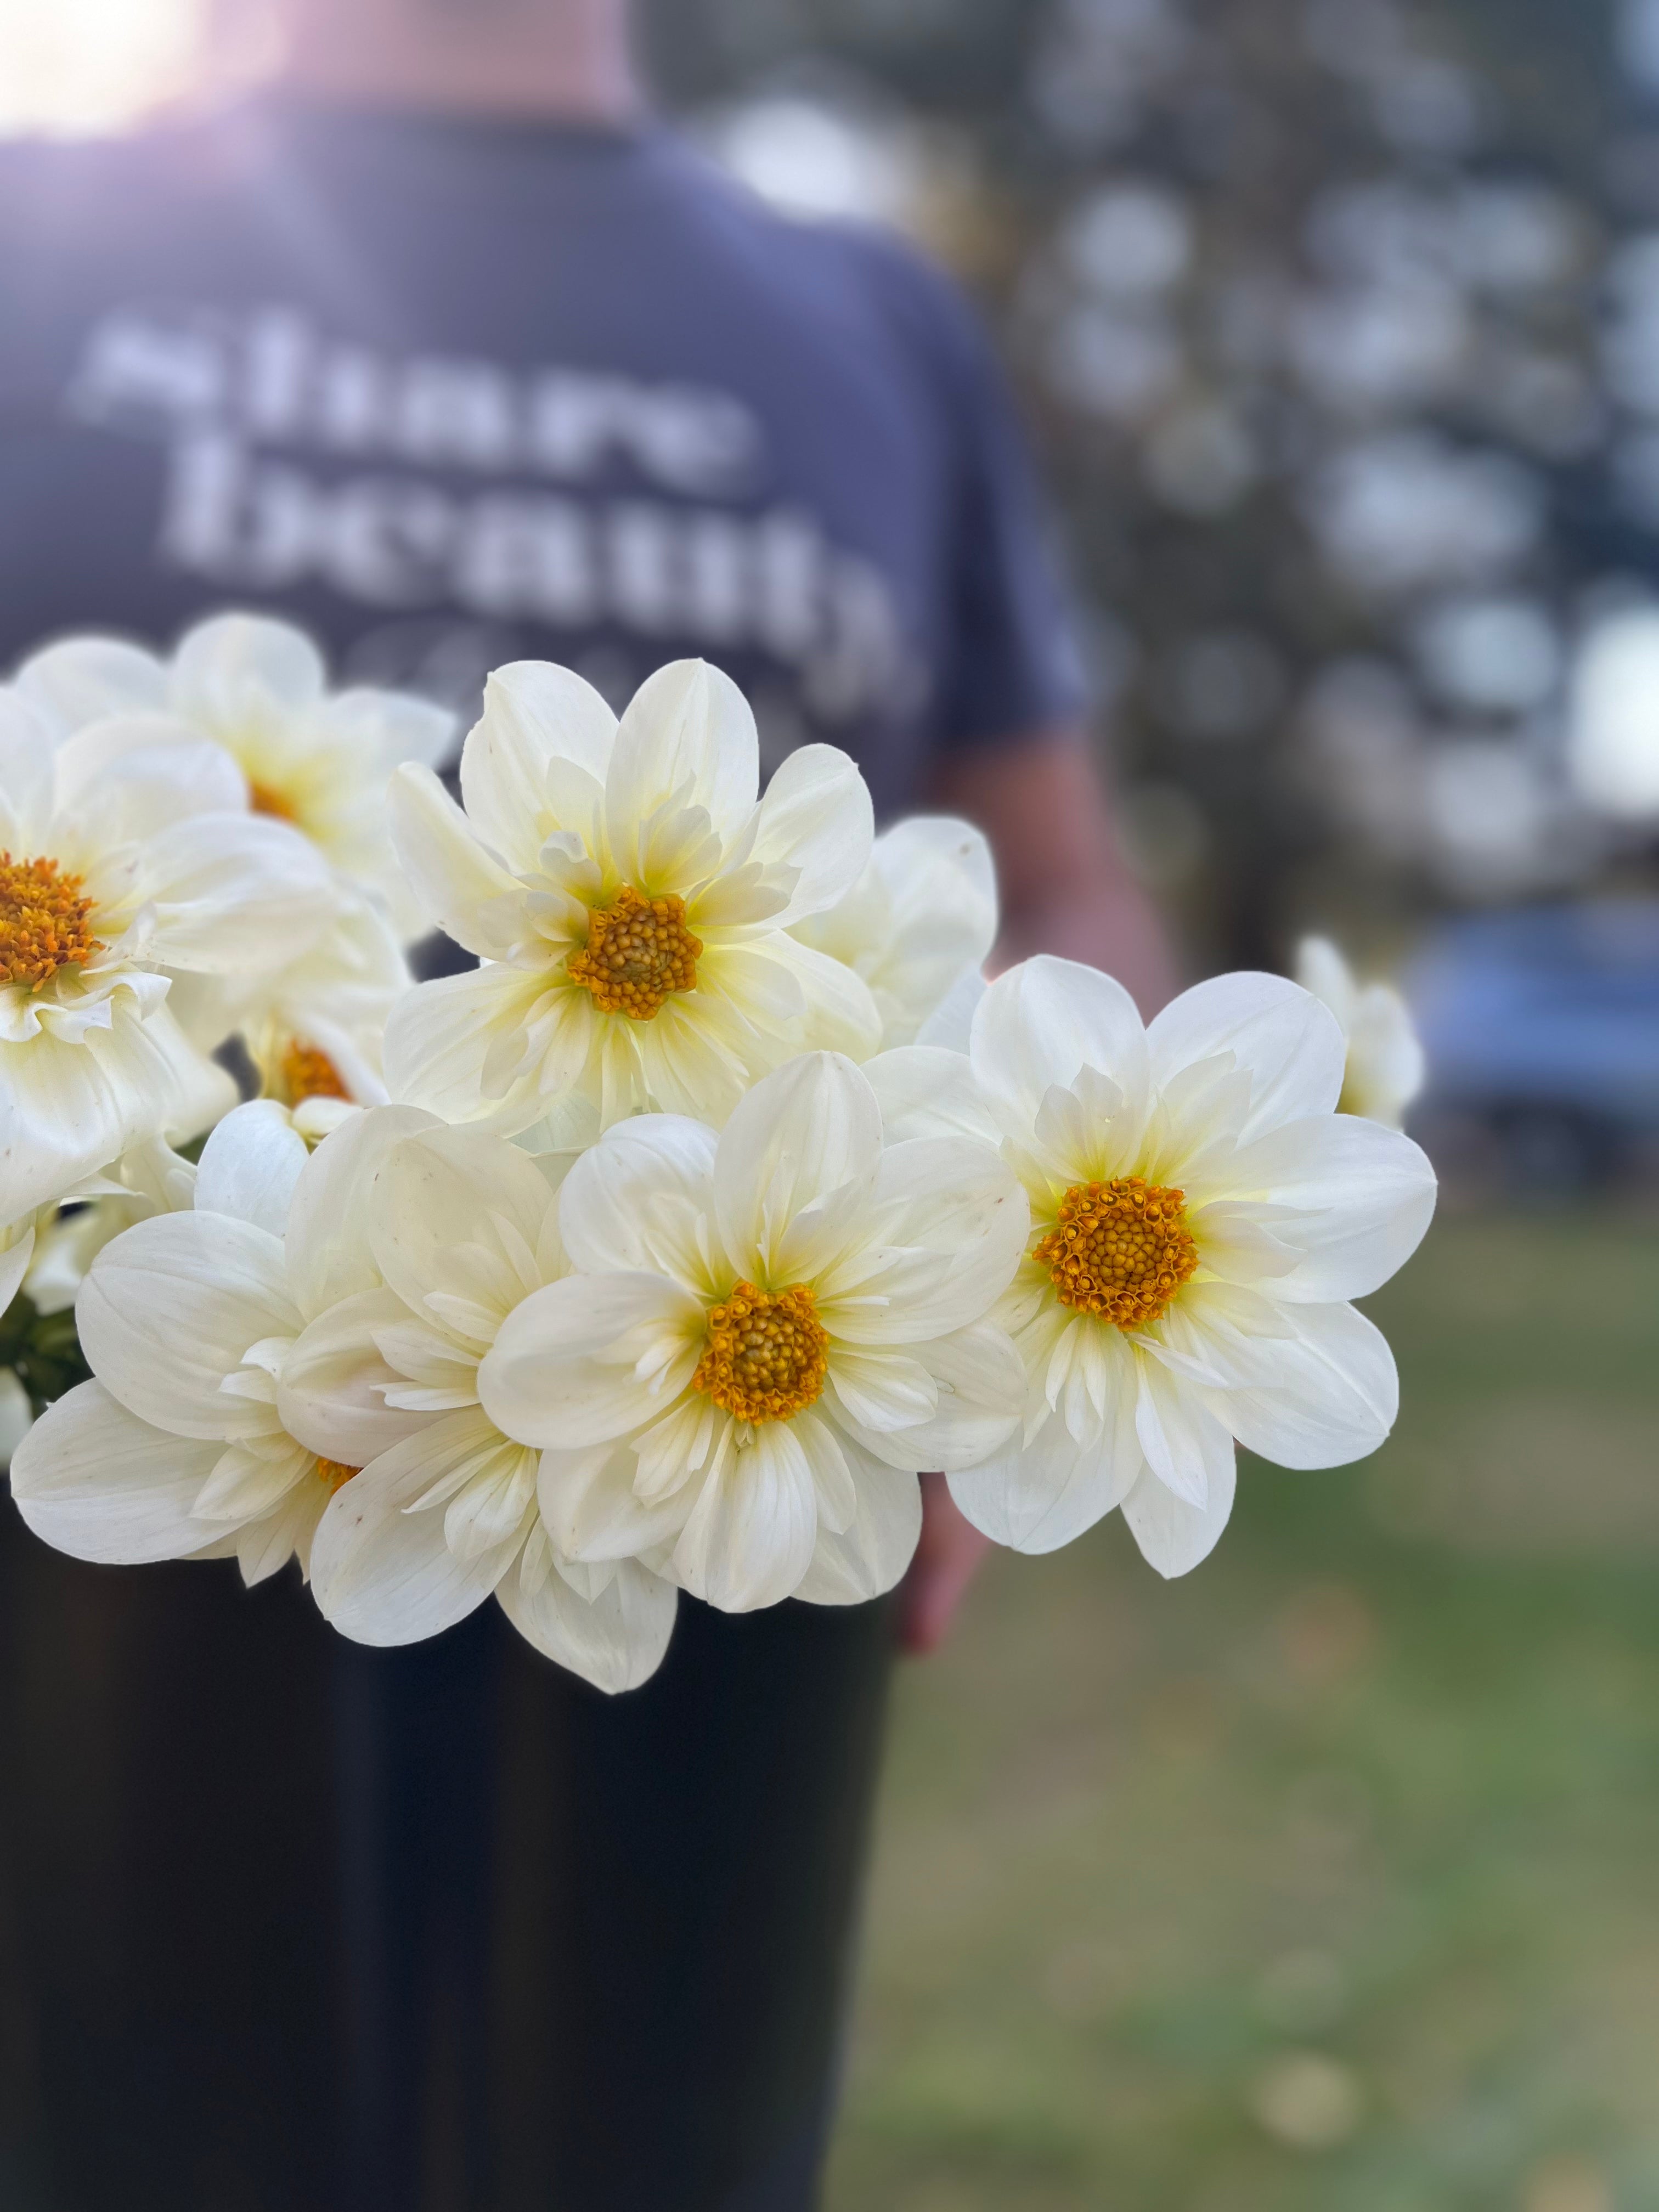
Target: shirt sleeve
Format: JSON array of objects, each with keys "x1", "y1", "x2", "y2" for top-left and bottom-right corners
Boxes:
[{"x1": 881, "y1": 246, "x2": 1092, "y2": 757}]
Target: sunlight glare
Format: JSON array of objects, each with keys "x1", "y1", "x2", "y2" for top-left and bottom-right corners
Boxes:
[{"x1": 0, "y1": 0, "x2": 211, "y2": 138}]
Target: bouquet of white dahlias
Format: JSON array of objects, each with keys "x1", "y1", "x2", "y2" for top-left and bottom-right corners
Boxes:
[{"x1": 0, "y1": 613, "x2": 1436, "y2": 1692}]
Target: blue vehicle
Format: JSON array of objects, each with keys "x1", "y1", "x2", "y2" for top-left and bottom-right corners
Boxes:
[{"x1": 1408, "y1": 901, "x2": 1659, "y2": 1188}]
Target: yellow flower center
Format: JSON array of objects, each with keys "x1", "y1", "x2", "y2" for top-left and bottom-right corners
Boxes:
[
  {"x1": 567, "y1": 885, "x2": 702, "y2": 1019},
  {"x1": 693, "y1": 1281, "x2": 829, "y2": 1425},
  {"x1": 247, "y1": 779, "x2": 297, "y2": 822},
  {"x1": 314, "y1": 1458, "x2": 359, "y2": 1494},
  {"x1": 1035, "y1": 1176, "x2": 1199, "y2": 1330},
  {"x1": 0, "y1": 852, "x2": 101, "y2": 991},
  {"x1": 280, "y1": 1040, "x2": 351, "y2": 1105}
]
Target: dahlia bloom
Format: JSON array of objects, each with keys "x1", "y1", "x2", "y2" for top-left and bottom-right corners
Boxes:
[
  {"x1": 1295, "y1": 934, "x2": 1426, "y2": 1130},
  {"x1": 383, "y1": 658, "x2": 879, "y2": 1138},
  {"x1": 477, "y1": 1052, "x2": 1030, "y2": 1614},
  {"x1": 873, "y1": 959, "x2": 1437, "y2": 1576},
  {"x1": 15, "y1": 613, "x2": 455, "y2": 938}
]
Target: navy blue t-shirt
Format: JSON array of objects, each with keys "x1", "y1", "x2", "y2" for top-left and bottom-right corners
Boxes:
[{"x1": 0, "y1": 104, "x2": 1085, "y2": 816}]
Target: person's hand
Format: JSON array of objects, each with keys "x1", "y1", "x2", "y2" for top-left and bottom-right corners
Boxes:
[{"x1": 896, "y1": 1472, "x2": 993, "y2": 1655}]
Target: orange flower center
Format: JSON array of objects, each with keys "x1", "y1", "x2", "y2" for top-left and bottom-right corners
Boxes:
[
  {"x1": 0, "y1": 853, "x2": 101, "y2": 991},
  {"x1": 693, "y1": 1282, "x2": 828, "y2": 1425},
  {"x1": 314, "y1": 1458, "x2": 359, "y2": 1494},
  {"x1": 1035, "y1": 1176, "x2": 1199, "y2": 1330},
  {"x1": 567, "y1": 885, "x2": 701, "y2": 1019},
  {"x1": 280, "y1": 1040, "x2": 351, "y2": 1105},
  {"x1": 247, "y1": 780, "x2": 297, "y2": 822}
]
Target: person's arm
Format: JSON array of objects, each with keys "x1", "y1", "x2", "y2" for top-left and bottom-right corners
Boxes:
[
  {"x1": 930, "y1": 729, "x2": 1181, "y2": 1008},
  {"x1": 898, "y1": 727, "x2": 1182, "y2": 1656}
]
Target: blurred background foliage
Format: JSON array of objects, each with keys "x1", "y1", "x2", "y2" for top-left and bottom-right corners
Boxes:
[{"x1": 644, "y1": 0, "x2": 1659, "y2": 975}]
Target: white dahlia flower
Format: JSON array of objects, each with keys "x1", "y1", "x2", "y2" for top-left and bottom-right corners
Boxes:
[
  {"x1": 9, "y1": 1102, "x2": 420, "y2": 1585},
  {"x1": 0, "y1": 691, "x2": 324, "y2": 1215},
  {"x1": 287, "y1": 1116, "x2": 678, "y2": 1694},
  {"x1": 477, "y1": 1052, "x2": 1031, "y2": 1616},
  {"x1": 1295, "y1": 935, "x2": 1426, "y2": 1130},
  {"x1": 790, "y1": 816, "x2": 997, "y2": 1052},
  {"x1": 383, "y1": 659, "x2": 879, "y2": 1138},
  {"x1": 871, "y1": 960, "x2": 1437, "y2": 1577},
  {"x1": 15, "y1": 613, "x2": 456, "y2": 939}
]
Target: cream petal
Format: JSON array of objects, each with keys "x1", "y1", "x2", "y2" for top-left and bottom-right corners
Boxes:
[
  {"x1": 556, "y1": 1114, "x2": 719, "y2": 1287},
  {"x1": 193, "y1": 1437, "x2": 312, "y2": 1522},
  {"x1": 478, "y1": 1272, "x2": 704, "y2": 1449},
  {"x1": 1147, "y1": 974, "x2": 1346, "y2": 1142},
  {"x1": 460, "y1": 661, "x2": 617, "y2": 872},
  {"x1": 193, "y1": 1101, "x2": 310, "y2": 1236},
  {"x1": 171, "y1": 612, "x2": 326, "y2": 721},
  {"x1": 794, "y1": 1433, "x2": 922, "y2": 1604},
  {"x1": 1216, "y1": 1114, "x2": 1437, "y2": 1303},
  {"x1": 538, "y1": 1438, "x2": 687, "y2": 1563},
  {"x1": 278, "y1": 1287, "x2": 436, "y2": 1466},
  {"x1": 970, "y1": 956, "x2": 1150, "y2": 1146},
  {"x1": 826, "y1": 1347, "x2": 939, "y2": 1434},
  {"x1": 1120, "y1": 1448, "x2": 1237, "y2": 1579},
  {"x1": 838, "y1": 1136, "x2": 1029, "y2": 1342},
  {"x1": 1215, "y1": 1300, "x2": 1398, "y2": 1470},
  {"x1": 792, "y1": 1408, "x2": 858, "y2": 1533},
  {"x1": 670, "y1": 1415, "x2": 819, "y2": 1611},
  {"x1": 0, "y1": 1225, "x2": 36, "y2": 1313},
  {"x1": 383, "y1": 962, "x2": 558, "y2": 1133},
  {"x1": 713, "y1": 1052, "x2": 882, "y2": 1280},
  {"x1": 286, "y1": 1104, "x2": 441, "y2": 1319},
  {"x1": 1133, "y1": 1353, "x2": 1231, "y2": 1511},
  {"x1": 236, "y1": 1481, "x2": 327, "y2": 1586},
  {"x1": 497, "y1": 1550, "x2": 678, "y2": 1694},
  {"x1": 311, "y1": 1422, "x2": 518, "y2": 1645},
  {"x1": 369, "y1": 1123, "x2": 560, "y2": 1322},
  {"x1": 764, "y1": 933, "x2": 884, "y2": 1059},
  {"x1": 915, "y1": 967, "x2": 990, "y2": 1055},
  {"x1": 629, "y1": 990, "x2": 749, "y2": 1123},
  {"x1": 606, "y1": 660, "x2": 758, "y2": 867},
  {"x1": 9, "y1": 1380, "x2": 222, "y2": 1563},
  {"x1": 54, "y1": 722, "x2": 250, "y2": 821},
  {"x1": 386, "y1": 762, "x2": 528, "y2": 958},
  {"x1": 840, "y1": 1321, "x2": 1028, "y2": 1475},
  {"x1": 15, "y1": 635, "x2": 167, "y2": 733},
  {"x1": 864, "y1": 1045, "x2": 1001, "y2": 1145},
  {"x1": 748, "y1": 743, "x2": 874, "y2": 922},
  {"x1": 134, "y1": 813, "x2": 334, "y2": 972},
  {"x1": 77, "y1": 1211, "x2": 297, "y2": 1439},
  {"x1": 949, "y1": 1381, "x2": 1142, "y2": 1555}
]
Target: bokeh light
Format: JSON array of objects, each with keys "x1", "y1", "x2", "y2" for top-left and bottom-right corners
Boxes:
[{"x1": 0, "y1": 0, "x2": 210, "y2": 138}]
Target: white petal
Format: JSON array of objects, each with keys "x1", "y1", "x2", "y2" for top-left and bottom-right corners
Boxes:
[
  {"x1": 763, "y1": 933, "x2": 883, "y2": 1058},
  {"x1": 840, "y1": 1321, "x2": 1027, "y2": 1475},
  {"x1": 794, "y1": 1434, "x2": 922, "y2": 1604},
  {"x1": 15, "y1": 635, "x2": 166, "y2": 733},
  {"x1": 1217, "y1": 1300, "x2": 1398, "y2": 1469},
  {"x1": 916, "y1": 967, "x2": 989, "y2": 1054},
  {"x1": 1217, "y1": 1114, "x2": 1437, "y2": 1302},
  {"x1": 864, "y1": 1045, "x2": 1001, "y2": 1145},
  {"x1": 1120, "y1": 1448, "x2": 1237, "y2": 1578},
  {"x1": 194, "y1": 1101, "x2": 309, "y2": 1235},
  {"x1": 285, "y1": 1103, "x2": 441, "y2": 1320},
  {"x1": 748, "y1": 743, "x2": 874, "y2": 922},
  {"x1": 556, "y1": 1113, "x2": 719, "y2": 1286},
  {"x1": 671, "y1": 1415, "x2": 819, "y2": 1611},
  {"x1": 833, "y1": 1136, "x2": 1028, "y2": 1344},
  {"x1": 1148, "y1": 974, "x2": 1346, "y2": 1142},
  {"x1": 171, "y1": 612, "x2": 326, "y2": 720},
  {"x1": 382, "y1": 962, "x2": 560, "y2": 1133},
  {"x1": 133, "y1": 813, "x2": 334, "y2": 972},
  {"x1": 311, "y1": 1417, "x2": 517, "y2": 1644},
  {"x1": 386, "y1": 762, "x2": 527, "y2": 957},
  {"x1": 478, "y1": 1272, "x2": 704, "y2": 1448},
  {"x1": 1133, "y1": 1353, "x2": 1231, "y2": 1511},
  {"x1": 9, "y1": 1380, "x2": 221, "y2": 1562},
  {"x1": 606, "y1": 659, "x2": 758, "y2": 867},
  {"x1": 369, "y1": 1122, "x2": 561, "y2": 1322},
  {"x1": 949, "y1": 1373, "x2": 1142, "y2": 1555},
  {"x1": 970, "y1": 956, "x2": 1150, "y2": 1144},
  {"x1": 460, "y1": 660, "x2": 617, "y2": 872},
  {"x1": 538, "y1": 1438, "x2": 687, "y2": 1563},
  {"x1": 497, "y1": 1550, "x2": 677, "y2": 1693},
  {"x1": 278, "y1": 1287, "x2": 436, "y2": 1467},
  {"x1": 54, "y1": 721, "x2": 249, "y2": 820},
  {"x1": 713, "y1": 1052, "x2": 882, "y2": 1280},
  {"x1": 77, "y1": 1211, "x2": 296, "y2": 1438},
  {"x1": 0, "y1": 1225, "x2": 36, "y2": 1314}
]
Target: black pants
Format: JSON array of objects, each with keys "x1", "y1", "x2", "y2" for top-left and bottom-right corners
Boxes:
[{"x1": 0, "y1": 1506, "x2": 894, "y2": 2211}]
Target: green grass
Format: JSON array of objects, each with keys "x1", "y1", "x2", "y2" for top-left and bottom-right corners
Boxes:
[{"x1": 826, "y1": 1210, "x2": 1659, "y2": 2212}]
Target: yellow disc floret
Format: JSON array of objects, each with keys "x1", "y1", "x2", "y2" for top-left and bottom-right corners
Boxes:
[
  {"x1": 279, "y1": 1040, "x2": 351, "y2": 1105},
  {"x1": 693, "y1": 1281, "x2": 829, "y2": 1425},
  {"x1": 314, "y1": 1458, "x2": 359, "y2": 1494},
  {"x1": 247, "y1": 780, "x2": 297, "y2": 822},
  {"x1": 567, "y1": 885, "x2": 702, "y2": 1019},
  {"x1": 0, "y1": 853, "x2": 101, "y2": 991},
  {"x1": 1035, "y1": 1176, "x2": 1199, "y2": 1329}
]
